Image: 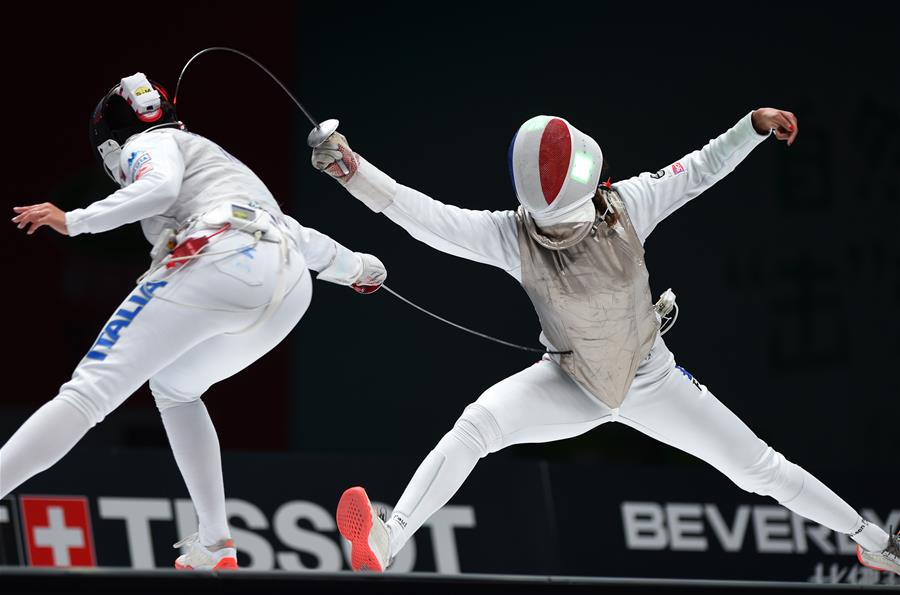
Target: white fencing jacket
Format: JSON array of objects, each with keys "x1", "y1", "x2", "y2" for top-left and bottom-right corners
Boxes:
[
  {"x1": 342, "y1": 112, "x2": 769, "y2": 403},
  {"x1": 66, "y1": 129, "x2": 353, "y2": 272},
  {"x1": 344, "y1": 112, "x2": 768, "y2": 279}
]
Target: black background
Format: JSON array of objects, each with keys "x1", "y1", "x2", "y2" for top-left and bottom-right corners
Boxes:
[{"x1": 2, "y1": 3, "x2": 897, "y2": 493}]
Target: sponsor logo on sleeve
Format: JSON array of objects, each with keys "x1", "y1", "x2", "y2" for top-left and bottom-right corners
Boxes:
[
  {"x1": 127, "y1": 151, "x2": 154, "y2": 181},
  {"x1": 649, "y1": 169, "x2": 666, "y2": 180},
  {"x1": 671, "y1": 162, "x2": 686, "y2": 176}
]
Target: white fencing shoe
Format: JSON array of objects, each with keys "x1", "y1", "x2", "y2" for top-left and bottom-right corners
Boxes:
[
  {"x1": 336, "y1": 486, "x2": 391, "y2": 571},
  {"x1": 857, "y1": 527, "x2": 900, "y2": 577},
  {"x1": 173, "y1": 533, "x2": 238, "y2": 570}
]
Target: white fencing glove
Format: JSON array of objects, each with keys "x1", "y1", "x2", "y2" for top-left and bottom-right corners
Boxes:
[
  {"x1": 317, "y1": 246, "x2": 386, "y2": 294},
  {"x1": 311, "y1": 132, "x2": 359, "y2": 184},
  {"x1": 351, "y1": 253, "x2": 387, "y2": 294}
]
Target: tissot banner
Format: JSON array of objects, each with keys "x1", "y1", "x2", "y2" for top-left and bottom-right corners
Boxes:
[{"x1": 0, "y1": 449, "x2": 895, "y2": 587}]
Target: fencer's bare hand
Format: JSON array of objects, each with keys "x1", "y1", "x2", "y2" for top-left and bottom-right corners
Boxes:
[
  {"x1": 311, "y1": 132, "x2": 359, "y2": 183},
  {"x1": 752, "y1": 108, "x2": 798, "y2": 145},
  {"x1": 12, "y1": 203, "x2": 69, "y2": 236}
]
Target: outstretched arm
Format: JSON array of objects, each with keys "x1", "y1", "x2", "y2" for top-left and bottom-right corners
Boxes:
[
  {"x1": 283, "y1": 215, "x2": 387, "y2": 293},
  {"x1": 13, "y1": 132, "x2": 186, "y2": 237},
  {"x1": 313, "y1": 133, "x2": 521, "y2": 277},
  {"x1": 615, "y1": 108, "x2": 797, "y2": 243},
  {"x1": 69, "y1": 132, "x2": 185, "y2": 236}
]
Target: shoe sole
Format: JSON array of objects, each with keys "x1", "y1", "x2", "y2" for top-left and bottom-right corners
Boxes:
[
  {"x1": 213, "y1": 557, "x2": 239, "y2": 570},
  {"x1": 174, "y1": 556, "x2": 238, "y2": 570},
  {"x1": 336, "y1": 486, "x2": 384, "y2": 572},
  {"x1": 857, "y1": 545, "x2": 895, "y2": 574}
]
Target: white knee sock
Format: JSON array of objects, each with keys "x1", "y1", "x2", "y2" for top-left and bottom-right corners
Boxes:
[
  {"x1": 847, "y1": 517, "x2": 891, "y2": 552},
  {"x1": 386, "y1": 431, "x2": 481, "y2": 557},
  {"x1": 779, "y1": 466, "x2": 889, "y2": 552},
  {"x1": 0, "y1": 399, "x2": 93, "y2": 498},
  {"x1": 160, "y1": 400, "x2": 230, "y2": 545}
]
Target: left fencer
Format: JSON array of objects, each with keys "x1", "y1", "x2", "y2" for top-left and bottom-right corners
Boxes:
[{"x1": 2, "y1": 73, "x2": 386, "y2": 570}]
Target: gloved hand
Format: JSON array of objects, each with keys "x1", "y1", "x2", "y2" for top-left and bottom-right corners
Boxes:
[
  {"x1": 317, "y1": 248, "x2": 386, "y2": 294},
  {"x1": 351, "y1": 253, "x2": 386, "y2": 294},
  {"x1": 311, "y1": 132, "x2": 359, "y2": 183}
]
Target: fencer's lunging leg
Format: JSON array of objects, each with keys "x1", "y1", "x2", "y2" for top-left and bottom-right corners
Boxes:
[
  {"x1": 386, "y1": 403, "x2": 500, "y2": 555},
  {"x1": 1, "y1": 240, "x2": 308, "y2": 501},
  {"x1": 385, "y1": 359, "x2": 611, "y2": 557},
  {"x1": 619, "y1": 351, "x2": 890, "y2": 553},
  {"x1": 0, "y1": 400, "x2": 93, "y2": 497},
  {"x1": 0, "y1": 285, "x2": 234, "y2": 499},
  {"x1": 728, "y1": 445, "x2": 887, "y2": 551}
]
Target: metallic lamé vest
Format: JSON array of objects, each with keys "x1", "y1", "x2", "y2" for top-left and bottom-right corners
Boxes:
[{"x1": 516, "y1": 189, "x2": 659, "y2": 408}]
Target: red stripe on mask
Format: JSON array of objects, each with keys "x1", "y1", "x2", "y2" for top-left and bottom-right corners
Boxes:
[{"x1": 538, "y1": 119, "x2": 572, "y2": 205}]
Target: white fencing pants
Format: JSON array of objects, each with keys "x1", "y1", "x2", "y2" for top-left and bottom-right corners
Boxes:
[
  {"x1": 0, "y1": 232, "x2": 312, "y2": 546},
  {"x1": 386, "y1": 335, "x2": 888, "y2": 556}
]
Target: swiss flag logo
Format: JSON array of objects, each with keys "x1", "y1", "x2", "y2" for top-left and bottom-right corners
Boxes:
[{"x1": 20, "y1": 496, "x2": 97, "y2": 567}]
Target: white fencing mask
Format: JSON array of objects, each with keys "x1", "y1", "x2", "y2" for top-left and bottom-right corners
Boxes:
[{"x1": 508, "y1": 115, "x2": 603, "y2": 229}]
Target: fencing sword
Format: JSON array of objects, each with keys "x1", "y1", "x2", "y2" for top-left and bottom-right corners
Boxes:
[
  {"x1": 172, "y1": 47, "x2": 567, "y2": 355},
  {"x1": 174, "y1": 46, "x2": 349, "y2": 174}
]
